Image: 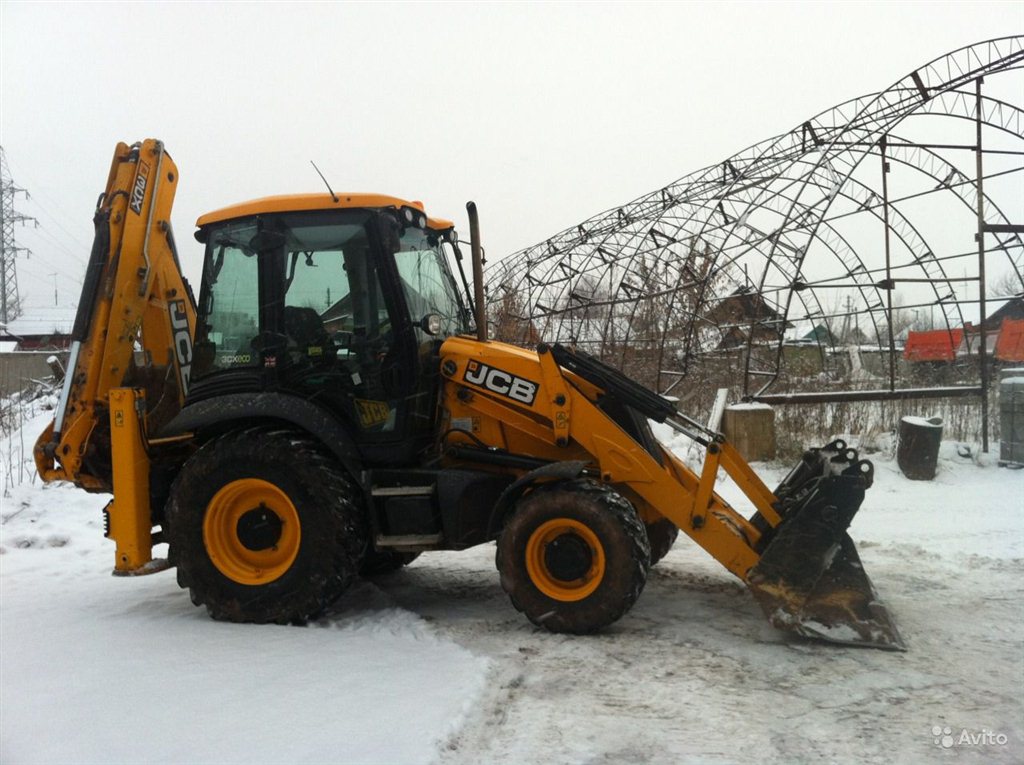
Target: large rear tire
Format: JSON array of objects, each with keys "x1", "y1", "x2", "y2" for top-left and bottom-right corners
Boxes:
[
  {"x1": 165, "y1": 427, "x2": 366, "y2": 623},
  {"x1": 496, "y1": 479, "x2": 650, "y2": 634}
]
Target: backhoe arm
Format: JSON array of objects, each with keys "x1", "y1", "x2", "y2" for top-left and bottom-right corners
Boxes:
[{"x1": 35, "y1": 140, "x2": 195, "y2": 491}]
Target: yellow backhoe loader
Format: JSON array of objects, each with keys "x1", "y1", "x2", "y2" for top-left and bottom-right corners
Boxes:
[{"x1": 36, "y1": 140, "x2": 904, "y2": 649}]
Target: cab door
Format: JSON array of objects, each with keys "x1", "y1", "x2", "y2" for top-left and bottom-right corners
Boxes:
[{"x1": 376, "y1": 213, "x2": 470, "y2": 442}]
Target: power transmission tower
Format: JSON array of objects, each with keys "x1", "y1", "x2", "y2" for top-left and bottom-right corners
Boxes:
[{"x1": 1, "y1": 146, "x2": 38, "y2": 324}]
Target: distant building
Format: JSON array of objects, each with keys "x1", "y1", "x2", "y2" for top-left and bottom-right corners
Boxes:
[
  {"x1": 903, "y1": 318, "x2": 1023, "y2": 365},
  {"x1": 841, "y1": 326, "x2": 871, "y2": 346},
  {"x1": 955, "y1": 323, "x2": 998, "y2": 360},
  {"x1": 994, "y1": 318, "x2": 1024, "y2": 363},
  {"x1": 707, "y1": 287, "x2": 791, "y2": 349},
  {"x1": 798, "y1": 323, "x2": 838, "y2": 346},
  {"x1": 0, "y1": 309, "x2": 75, "y2": 351},
  {"x1": 903, "y1": 329, "x2": 963, "y2": 363},
  {"x1": 985, "y1": 296, "x2": 1024, "y2": 329}
]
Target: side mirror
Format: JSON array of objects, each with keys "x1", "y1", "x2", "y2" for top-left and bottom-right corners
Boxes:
[{"x1": 420, "y1": 313, "x2": 443, "y2": 336}]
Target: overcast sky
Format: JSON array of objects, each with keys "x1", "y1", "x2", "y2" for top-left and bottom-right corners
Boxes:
[{"x1": 1, "y1": 1, "x2": 1020, "y2": 316}]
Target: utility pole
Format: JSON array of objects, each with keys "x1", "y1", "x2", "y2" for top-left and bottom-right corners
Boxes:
[{"x1": 0, "y1": 146, "x2": 38, "y2": 324}]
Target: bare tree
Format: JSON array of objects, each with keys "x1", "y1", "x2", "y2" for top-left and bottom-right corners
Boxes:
[{"x1": 988, "y1": 268, "x2": 1024, "y2": 299}]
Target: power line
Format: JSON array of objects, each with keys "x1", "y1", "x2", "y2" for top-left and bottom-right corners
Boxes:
[
  {"x1": 19, "y1": 187, "x2": 91, "y2": 252},
  {"x1": 13, "y1": 230, "x2": 86, "y2": 289},
  {"x1": 2, "y1": 155, "x2": 93, "y2": 253},
  {"x1": 26, "y1": 215, "x2": 89, "y2": 266}
]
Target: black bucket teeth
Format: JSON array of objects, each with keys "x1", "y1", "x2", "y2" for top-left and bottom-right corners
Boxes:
[
  {"x1": 749, "y1": 533, "x2": 905, "y2": 651},
  {"x1": 746, "y1": 443, "x2": 904, "y2": 651}
]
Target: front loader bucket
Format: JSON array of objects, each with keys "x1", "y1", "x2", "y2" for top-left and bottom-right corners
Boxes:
[{"x1": 746, "y1": 443, "x2": 905, "y2": 651}]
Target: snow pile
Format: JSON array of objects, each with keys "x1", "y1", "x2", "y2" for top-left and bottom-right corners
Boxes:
[
  {"x1": 1, "y1": 408, "x2": 489, "y2": 765},
  {"x1": 2, "y1": 397, "x2": 1023, "y2": 763}
]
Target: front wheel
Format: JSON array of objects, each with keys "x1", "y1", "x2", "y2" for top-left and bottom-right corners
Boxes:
[
  {"x1": 165, "y1": 427, "x2": 366, "y2": 623},
  {"x1": 496, "y1": 479, "x2": 650, "y2": 634}
]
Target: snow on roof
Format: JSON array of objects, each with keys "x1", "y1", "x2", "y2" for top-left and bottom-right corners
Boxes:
[
  {"x1": 903, "y1": 329, "x2": 962, "y2": 362},
  {"x1": 2, "y1": 307, "x2": 76, "y2": 337},
  {"x1": 901, "y1": 415, "x2": 943, "y2": 427}
]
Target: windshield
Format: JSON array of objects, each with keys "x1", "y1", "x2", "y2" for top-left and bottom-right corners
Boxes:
[{"x1": 392, "y1": 225, "x2": 469, "y2": 337}]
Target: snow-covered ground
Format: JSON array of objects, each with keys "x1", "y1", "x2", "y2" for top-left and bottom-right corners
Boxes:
[{"x1": 2, "y1": 404, "x2": 1022, "y2": 764}]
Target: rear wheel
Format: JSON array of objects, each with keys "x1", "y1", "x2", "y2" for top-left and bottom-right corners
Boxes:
[
  {"x1": 165, "y1": 427, "x2": 366, "y2": 623},
  {"x1": 496, "y1": 479, "x2": 650, "y2": 634},
  {"x1": 645, "y1": 518, "x2": 679, "y2": 566}
]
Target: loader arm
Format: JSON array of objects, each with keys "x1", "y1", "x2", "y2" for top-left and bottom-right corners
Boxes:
[
  {"x1": 440, "y1": 336, "x2": 904, "y2": 650},
  {"x1": 35, "y1": 140, "x2": 195, "y2": 493}
]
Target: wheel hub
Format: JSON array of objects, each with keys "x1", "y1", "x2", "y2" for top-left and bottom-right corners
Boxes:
[
  {"x1": 236, "y1": 504, "x2": 283, "y2": 552},
  {"x1": 543, "y1": 533, "x2": 593, "y2": 582},
  {"x1": 203, "y1": 478, "x2": 302, "y2": 585},
  {"x1": 524, "y1": 517, "x2": 607, "y2": 602}
]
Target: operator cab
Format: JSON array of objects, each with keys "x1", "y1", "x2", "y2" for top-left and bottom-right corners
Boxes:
[{"x1": 190, "y1": 194, "x2": 472, "y2": 464}]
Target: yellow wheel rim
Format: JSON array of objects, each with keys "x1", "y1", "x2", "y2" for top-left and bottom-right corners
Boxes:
[
  {"x1": 202, "y1": 478, "x2": 301, "y2": 585},
  {"x1": 524, "y1": 518, "x2": 605, "y2": 602}
]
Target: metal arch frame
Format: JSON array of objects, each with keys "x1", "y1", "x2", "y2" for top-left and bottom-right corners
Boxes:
[
  {"x1": 488, "y1": 38, "x2": 1024, "y2": 450},
  {"x1": 737, "y1": 40, "x2": 1023, "y2": 392},
  {"x1": 495, "y1": 119, "x2": 1017, "y2": 356}
]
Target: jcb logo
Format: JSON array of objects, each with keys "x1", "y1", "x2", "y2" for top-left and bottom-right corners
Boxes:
[
  {"x1": 168, "y1": 300, "x2": 192, "y2": 394},
  {"x1": 463, "y1": 361, "x2": 538, "y2": 405},
  {"x1": 129, "y1": 161, "x2": 150, "y2": 215}
]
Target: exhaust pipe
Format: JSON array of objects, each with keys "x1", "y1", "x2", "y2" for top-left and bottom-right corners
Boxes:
[{"x1": 466, "y1": 201, "x2": 487, "y2": 342}]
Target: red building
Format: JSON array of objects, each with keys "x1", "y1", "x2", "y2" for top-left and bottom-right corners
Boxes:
[
  {"x1": 903, "y1": 329, "x2": 963, "y2": 362},
  {"x1": 995, "y1": 318, "x2": 1024, "y2": 363}
]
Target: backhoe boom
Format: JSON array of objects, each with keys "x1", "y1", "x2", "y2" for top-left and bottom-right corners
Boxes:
[{"x1": 36, "y1": 140, "x2": 195, "y2": 491}]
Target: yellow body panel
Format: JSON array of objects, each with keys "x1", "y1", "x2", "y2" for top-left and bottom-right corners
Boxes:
[
  {"x1": 438, "y1": 336, "x2": 779, "y2": 582},
  {"x1": 108, "y1": 388, "x2": 153, "y2": 572}
]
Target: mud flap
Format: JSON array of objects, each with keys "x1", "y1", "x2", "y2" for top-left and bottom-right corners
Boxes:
[{"x1": 747, "y1": 451, "x2": 905, "y2": 651}]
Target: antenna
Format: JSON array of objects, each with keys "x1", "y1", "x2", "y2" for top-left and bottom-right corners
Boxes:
[{"x1": 310, "y1": 161, "x2": 339, "y2": 203}]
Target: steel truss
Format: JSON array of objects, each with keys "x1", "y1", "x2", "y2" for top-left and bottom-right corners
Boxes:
[{"x1": 488, "y1": 38, "x2": 1024, "y2": 449}]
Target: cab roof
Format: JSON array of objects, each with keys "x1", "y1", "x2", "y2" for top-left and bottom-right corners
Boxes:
[{"x1": 196, "y1": 193, "x2": 454, "y2": 231}]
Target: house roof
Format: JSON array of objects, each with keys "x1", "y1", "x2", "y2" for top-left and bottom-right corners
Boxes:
[
  {"x1": 1, "y1": 307, "x2": 76, "y2": 338},
  {"x1": 903, "y1": 329, "x2": 963, "y2": 362},
  {"x1": 987, "y1": 296, "x2": 1024, "y2": 327},
  {"x1": 801, "y1": 323, "x2": 836, "y2": 344},
  {"x1": 995, "y1": 318, "x2": 1024, "y2": 362},
  {"x1": 706, "y1": 287, "x2": 793, "y2": 331}
]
